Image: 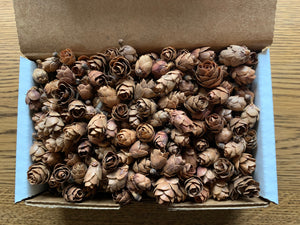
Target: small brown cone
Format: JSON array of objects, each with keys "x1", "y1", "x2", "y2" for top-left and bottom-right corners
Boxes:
[
  {"x1": 154, "y1": 177, "x2": 186, "y2": 204},
  {"x1": 63, "y1": 184, "x2": 85, "y2": 202},
  {"x1": 184, "y1": 177, "x2": 203, "y2": 198},
  {"x1": 212, "y1": 181, "x2": 229, "y2": 201}
]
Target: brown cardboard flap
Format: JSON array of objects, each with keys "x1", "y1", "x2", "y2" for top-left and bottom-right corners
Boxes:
[
  {"x1": 25, "y1": 192, "x2": 269, "y2": 210},
  {"x1": 14, "y1": 0, "x2": 277, "y2": 59}
]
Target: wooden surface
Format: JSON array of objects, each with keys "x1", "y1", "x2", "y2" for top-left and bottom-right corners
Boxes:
[{"x1": 0, "y1": 0, "x2": 299, "y2": 224}]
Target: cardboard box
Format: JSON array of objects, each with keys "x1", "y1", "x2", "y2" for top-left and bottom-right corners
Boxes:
[{"x1": 14, "y1": 0, "x2": 278, "y2": 210}]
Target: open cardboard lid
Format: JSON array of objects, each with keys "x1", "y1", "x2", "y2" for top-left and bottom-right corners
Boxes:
[{"x1": 14, "y1": 0, "x2": 277, "y2": 59}]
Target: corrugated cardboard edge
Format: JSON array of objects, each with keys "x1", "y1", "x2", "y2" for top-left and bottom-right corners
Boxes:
[
  {"x1": 13, "y1": 0, "x2": 277, "y2": 60},
  {"x1": 24, "y1": 192, "x2": 268, "y2": 210}
]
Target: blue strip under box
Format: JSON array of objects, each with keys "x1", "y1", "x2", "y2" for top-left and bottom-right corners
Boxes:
[{"x1": 15, "y1": 49, "x2": 278, "y2": 207}]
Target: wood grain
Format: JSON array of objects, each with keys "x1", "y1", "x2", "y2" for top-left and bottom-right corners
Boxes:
[{"x1": 0, "y1": 0, "x2": 300, "y2": 224}]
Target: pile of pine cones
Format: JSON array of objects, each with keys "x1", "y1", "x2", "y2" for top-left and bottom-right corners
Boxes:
[{"x1": 26, "y1": 40, "x2": 260, "y2": 205}]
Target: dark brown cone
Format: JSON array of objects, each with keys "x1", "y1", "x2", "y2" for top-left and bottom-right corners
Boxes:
[
  {"x1": 207, "y1": 86, "x2": 230, "y2": 105},
  {"x1": 150, "y1": 149, "x2": 169, "y2": 170},
  {"x1": 59, "y1": 48, "x2": 76, "y2": 66},
  {"x1": 195, "y1": 139, "x2": 209, "y2": 152},
  {"x1": 161, "y1": 46, "x2": 177, "y2": 61},
  {"x1": 154, "y1": 177, "x2": 186, "y2": 204},
  {"x1": 179, "y1": 75, "x2": 198, "y2": 96},
  {"x1": 219, "y1": 45, "x2": 250, "y2": 67},
  {"x1": 37, "y1": 53, "x2": 61, "y2": 73},
  {"x1": 178, "y1": 163, "x2": 196, "y2": 180},
  {"x1": 77, "y1": 139, "x2": 93, "y2": 158},
  {"x1": 168, "y1": 110, "x2": 194, "y2": 134},
  {"x1": 230, "y1": 176, "x2": 260, "y2": 200},
  {"x1": 116, "y1": 129, "x2": 136, "y2": 147},
  {"x1": 154, "y1": 131, "x2": 168, "y2": 150},
  {"x1": 103, "y1": 151, "x2": 120, "y2": 172},
  {"x1": 241, "y1": 104, "x2": 260, "y2": 128},
  {"x1": 152, "y1": 60, "x2": 174, "y2": 79},
  {"x1": 135, "y1": 54, "x2": 154, "y2": 78},
  {"x1": 223, "y1": 139, "x2": 246, "y2": 159},
  {"x1": 56, "y1": 66, "x2": 76, "y2": 85},
  {"x1": 158, "y1": 91, "x2": 186, "y2": 109},
  {"x1": 116, "y1": 79, "x2": 135, "y2": 101},
  {"x1": 89, "y1": 53, "x2": 107, "y2": 72},
  {"x1": 30, "y1": 142, "x2": 46, "y2": 162},
  {"x1": 213, "y1": 158, "x2": 235, "y2": 180},
  {"x1": 63, "y1": 184, "x2": 85, "y2": 202},
  {"x1": 88, "y1": 70, "x2": 108, "y2": 87},
  {"x1": 162, "y1": 154, "x2": 185, "y2": 177},
  {"x1": 57, "y1": 81, "x2": 75, "y2": 106},
  {"x1": 170, "y1": 129, "x2": 190, "y2": 147},
  {"x1": 192, "y1": 121, "x2": 206, "y2": 137},
  {"x1": 167, "y1": 142, "x2": 180, "y2": 155},
  {"x1": 71, "y1": 56, "x2": 89, "y2": 77},
  {"x1": 84, "y1": 158, "x2": 102, "y2": 189},
  {"x1": 63, "y1": 122, "x2": 87, "y2": 148},
  {"x1": 215, "y1": 127, "x2": 233, "y2": 146},
  {"x1": 195, "y1": 60, "x2": 227, "y2": 89},
  {"x1": 77, "y1": 83, "x2": 93, "y2": 100},
  {"x1": 182, "y1": 148, "x2": 198, "y2": 170},
  {"x1": 230, "y1": 118, "x2": 248, "y2": 136},
  {"x1": 42, "y1": 152, "x2": 63, "y2": 167},
  {"x1": 136, "y1": 98, "x2": 157, "y2": 118},
  {"x1": 136, "y1": 123, "x2": 155, "y2": 142},
  {"x1": 127, "y1": 172, "x2": 151, "y2": 194},
  {"x1": 192, "y1": 47, "x2": 215, "y2": 62},
  {"x1": 134, "y1": 79, "x2": 157, "y2": 99},
  {"x1": 97, "y1": 86, "x2": 120, "y2": 108},
  {"x1": 112, "y1": 189, "x2": 132, "y2": 205},
  {"x1": 194, "y1": 185, "x2": 210, "y2": 203},
  {"x1": 234, "y1": 153, "x2": 256, "y2": 175},
  {"x1": 128, "y1": 104, "x2": 141, "y2": 129},
  {"x1": 106, "y1": 119, "x2": 118, "y2": 139},
  {"x1": 45, "y1": 133, "x2": 64, "y2": 153},
  {"x1": 175, "y1": 52, "x2": 199, "y2": 71},
  {"x1": 64, "y1": 153, "x2": 81, "y2": 167},
  {"x1": 133, "y1": 158, "x2": 152, "y2": 175},
  {"x1": 87, "y1": 113, "x2": 107, "y2": 145},
  {"x1": 71, "y1": 162, "x2": 87, "y2": 184},
  {"x1": 246, "y1": 52, "x2": 258, "y2": 66},
  {"x1": 244, "y1": 129, "x2": 257, "y2": 152},
  {"x1": 205, "y1": 113, "x2": 224, "y2": 134},
  {"x1": 184, "y1": 177, "x2": 203, "y2": 198},
  {"x1": 154, "y1": 70, "x2": 183, "y2": 96},
  {"x1": 106, "y1": 165, "x2": 129, "y2": 192},
  {"x1": 112, "y1": 104, "x2": 129, "y2": 121},
  {"x1": 105, "y1": 47, "x2": 120, "y2": 61},
  {"x1": 129, "y1": 141, "x2": 151, "y2": 158},
  {"x1": 25, "y1": 87, "x2": 42, "y2": 111},
  {"x1": 52, "y1": 163, "x2": 71, "y2": 183},
  {"x1": 27, "y1": 162, "x2": 50, "y2": 185},
  {"x1": 148, "y1": 110, "x2": 169, "y2": 127},
  {"x1": 212, "y1": 181, "x2": 229, "y2": 200},
  {"x1": 198, "y1": 148, "x2": 220, "y2": 167},
  {"x1": 226, "y1": 96, "x2": 247, "y2": 111},
  {"x1": 109, "y1": 56, "x2": 131, "y2": 78},
  {"x1": 68, "y1": 100, "x2": 86, "y2": 119},
  {"x1": 196, "y1": 166, "x2": 217, "y2": 184},
  {"x1": 184, "y1": 95, "x2": 209, "y2": 114},
  {"x1": 232, "y1": 65, "x2": 256, "y2": 86}
]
